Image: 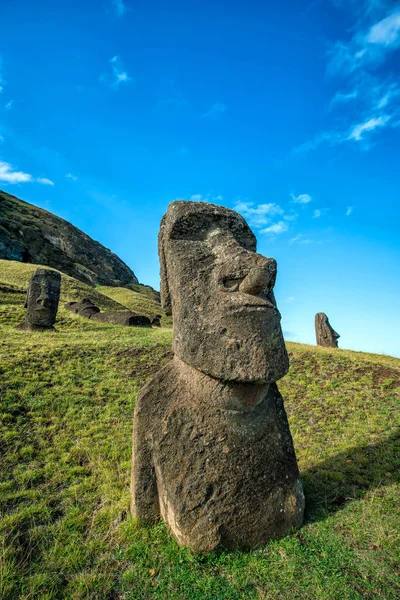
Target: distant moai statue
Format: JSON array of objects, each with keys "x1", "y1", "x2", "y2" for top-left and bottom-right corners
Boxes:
[
  {"x1": 18, "y1": 268, "x2": 61, "y2": 331},
  {"x1": 64, "y1": 298, "x2": 100, "y2": 318},
  {"x1": 315, "y1": 312, "x2": 340, "y2": 348},
  {"x1": 151, "y1": 314, "x2": 162, "y2": 327},
  {"x1": 130, "y1": 201, "x2": 304, "y2": 553}
]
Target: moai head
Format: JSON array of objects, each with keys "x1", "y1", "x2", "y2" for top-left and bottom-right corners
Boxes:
[
  {"x1": 315, "y1": 312, "x2": 340, "y2": 348},
  {"x1": 24, "y1": 268, "x2": 61, "y2": 329},
  {"x1": 159, "y1": 201, "x2": 289, "y2": 382}
]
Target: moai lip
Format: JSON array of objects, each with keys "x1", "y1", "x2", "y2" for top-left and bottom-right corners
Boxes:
[
  {"x1": 130, "y1": 201, "x2": 305, "y2": 552},
  {"x1": 315, "y1": 312, "x2": 340, "y2": 348},
  {"x1": 17, "y1": 268, "x2": 61, "y2": 331}
]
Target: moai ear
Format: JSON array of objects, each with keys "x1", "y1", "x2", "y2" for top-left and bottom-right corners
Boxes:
[{"x1": 158, "y1": 215, "x2": 172, "y2": 316}]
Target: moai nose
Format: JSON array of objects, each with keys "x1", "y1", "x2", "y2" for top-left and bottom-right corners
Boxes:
[{"x1": 239, "y1": 260, "x2": 276, "y2": 296}]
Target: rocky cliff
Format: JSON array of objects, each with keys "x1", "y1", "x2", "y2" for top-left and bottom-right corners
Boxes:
[{"x1": 0, "y1": 190, "x2": 138, "y2": 287}]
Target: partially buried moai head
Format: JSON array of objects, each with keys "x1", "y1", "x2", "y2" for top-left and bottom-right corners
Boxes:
[
  {"x1": 24, "y1": 268, "x2": 61, "y2": 329},
  {"x1": 159, "y1": 201, "x2": 289, "y2": 382}
]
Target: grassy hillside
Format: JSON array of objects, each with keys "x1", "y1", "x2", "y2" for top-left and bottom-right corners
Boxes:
[
  {"x1": 0, "y1": 260, "x2": 167, "y2": 326},
  {"x1": 98, "y1": 285, "x2": 172, "y2": 326},
  {"x1": 0, "y1": 280, "x2": 399, "y2": 599}
]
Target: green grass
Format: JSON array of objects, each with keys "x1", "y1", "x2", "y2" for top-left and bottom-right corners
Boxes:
[
  {"x1": 98, "y1": 286, "x2": 172, "y2": 326},
  {"x1": 0, "y1": 260, "x2": 168, "y2": 323},
  {"x1": 0, "y1": 270, "x2": 399, "y2": 599}
]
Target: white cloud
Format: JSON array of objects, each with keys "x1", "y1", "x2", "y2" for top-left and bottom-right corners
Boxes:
[
  {"x1": 0, "y1": 160, "x2": 32, "y2": 184},
  {"x1": 290, "y1": 192, "x2": 312, "y2": 204},
  {"x1": 36, "y1": 177, "x2": 54, "y2": 186},
  {"x1": 233, "y1": 200, "x2": 284, "y2": 227},
  {"x1": 313, "y1": 209, "x2": 322, "y2": 218},
  {"x1": 0, "y1": 160, "x2": 54, "y2": 185},
  {"x1": 190, "y1": 194, "x2": 203, "y2": 201},
  {"x1": 367, "y1": 9, "x2": 400, "y2": 46},
  {"x1": 101, "y1": 56, "x2": 131, "y2": 89},
  {"x1": 329, "y1": 89, "x2": 358, "y2": 110},
  {"x1": 111, "y1": 0, "x2": 127, "y2": 18},
  {"x1": 346, "y1": 206, "x2": 354, "y2": 216},
  {"x1": 202, "y1": 102, "x2": 227, "y2": 119},
  {"x1": 287, "y1": 296, "x2": 295, "y2": 303},
  {"x1": 5, "y1": 100, "x2": 13, "y2": 110},
  {"x1": 347, "y1": 114, "x2": 391, "y2": 140},
  {"x1": 289, "y1": 233, "x2": 312, "y2": 244},
  {"x1": 260, "y1": 221, "x2": 288, "y2": 235},
  {"x1": 65, "y1": 173, "x2": 78, "y2": 181},
  {"x1": 0, "y1": 135, "x2": 4, "y2": 143}
]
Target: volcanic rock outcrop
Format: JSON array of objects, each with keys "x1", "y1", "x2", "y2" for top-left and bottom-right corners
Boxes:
[
  {"x1": 130, "y1": 200, "x2": 304, "y2": 553},
  {"x1": 315, "y1": 312, "x2": 340, "y2": 348},
  {"x1": 17, "y1": 268, "x2": 61, "y2": 331},
  {"x1": 0, "y1": 190, "x2": 138, "y2": 287}
]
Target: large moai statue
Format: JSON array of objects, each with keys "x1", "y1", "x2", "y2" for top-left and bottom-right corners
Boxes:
[
  {"x1": 315, "y1": 312, "x2": 340, "y2": 348},
  {"x1": 18, "y1": 268, "x2": 61, "y2": 331},
  {"x1": 130, "y1": 201, "x2": 304, "y2": 553}
]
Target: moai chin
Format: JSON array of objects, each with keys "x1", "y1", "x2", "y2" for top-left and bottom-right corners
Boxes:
[
  {"x1": 18, "y1": 268, "x2": 61, "y2": 331},
  {"x1": 315, "y1": 312, "x2": 340, "y2": 348},
  {"x1": 131, "y1": 201, "x2": 304, "y2": 552}
]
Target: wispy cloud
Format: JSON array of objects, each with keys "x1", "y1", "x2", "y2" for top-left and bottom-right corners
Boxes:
[
  {"x1": 111, "y1": 0, "x2": 128, "y2": 18},
  {"x1": 296, "y1": 5, "x2": 400, "y2": 153},
  {"x1": 36, "y1": 177, "x2": 54, "y2": 186},
  {"x1": 328, "y1": 8, "x2": 400, "y2": 74},
  {"x1": 65, "y1": 173, "x2": 78, "y2": 181},
  {"x1": 5, "y1": 100, "x2": 13, "y2": 111},
  {"x1": 202, "y1": 102, "x2": 227, "y2": 120},
  {"x1": 289, "y1": 233, "x2": 313, "y2": 244},
  {"x1": 290, "y1": 192, "x2": 312, "y2": 204},
  {"x1": 329, "y1": 89, "x2": 358, "y2": 110},
  {"x1": 0, "y1": 56, "x2": 5, "y2": 94},
  {"x1": 346, "y1": 206, "x2": 354, "y2": 216},
  {"x1": 0, "y1": 159, "x2": 53, "y2": 185},
  {"x1": 260, "y1": 221, "x2": 288, "y2": 235},
  {"x1": 233, "y1": 200, "x2": 284, "y2": 227},
  {"x1": 313, "y1": 209, "x2": 322, "y2": 218},
  {"x1": 100, "y1": 56, "x2": 131, "y2": 90},
  {"x1": 0, "y1": 134, "x2": 4, "y2": 143},
  {"x1": 347, "y1": 114, "x2": 391, "y2": 140}
]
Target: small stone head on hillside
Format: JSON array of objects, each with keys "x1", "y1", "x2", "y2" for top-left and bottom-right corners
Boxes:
[
  {"x1": 315, "y1": 312, "x2": 340, "y2": 348},
  {"x1": 159, "y1": 201, "x2": 288, "y2": 382},
  {"x1": 23, "y1": 268, "x2": 61, "y2": 330}
]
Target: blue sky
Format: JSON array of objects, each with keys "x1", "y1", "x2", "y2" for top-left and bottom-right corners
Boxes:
[{"x1": 1, "y1": 0, "x2": 399, "y2": 356}]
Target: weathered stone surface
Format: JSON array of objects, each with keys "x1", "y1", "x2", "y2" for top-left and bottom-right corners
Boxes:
[
  {"x1": 315, "y1": 312, "x2": 340, "y2": 348},
  {"x1": 151, "y1": 314, "x2": 162, "y2": 327},
  {"x1": 64, "y1": 298, "x2": 151, "y2": 327},
  {"x1": 64, "y1": 298, "x2": 100, "y2": 318},
  {"x1": 17, "y1": 268, "x2": 60, "y2": 331},
  {"x1": 0, "y1": 189, "x2": 138, "y2": 287},
  {"x1": 90, "y1": 311, "x2": 151, "y2": 327},
  {"x1": 131, "y1": 200, "x2": 304, "y2": 552}
]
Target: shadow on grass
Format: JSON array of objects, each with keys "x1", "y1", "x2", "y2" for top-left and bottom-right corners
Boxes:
[{"x1": 302, "y1": 427, "x2": 400, "y2": 523}]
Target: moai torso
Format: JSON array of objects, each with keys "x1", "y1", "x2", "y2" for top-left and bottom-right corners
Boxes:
[
  {"x1": 315, "y1": 312, "x2": 340, "y2": 348},
  {"x1": 18, "y1": 268, "x2": 61, "y2": 331},
  {"x1": 131, "y1": 201, "x2": 304, "y2": 552}
]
